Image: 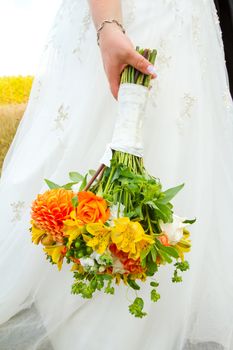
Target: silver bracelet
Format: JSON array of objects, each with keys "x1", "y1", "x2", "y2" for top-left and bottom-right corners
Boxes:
[{"x1": 97, "y1": 19, "x2": 126, "y2": 46}]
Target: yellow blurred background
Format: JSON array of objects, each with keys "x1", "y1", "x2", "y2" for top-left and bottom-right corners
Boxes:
[
  {"x1": 0, "y1": 76, "x2": 33, "y2": 172},
  {"x1": 0, "y1": 1, "x2": 61, "y2": 174}
]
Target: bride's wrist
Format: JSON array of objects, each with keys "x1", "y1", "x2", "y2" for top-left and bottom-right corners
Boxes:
[{"x1": 97, "y1": 19, "x2": 125, "y2": 46}]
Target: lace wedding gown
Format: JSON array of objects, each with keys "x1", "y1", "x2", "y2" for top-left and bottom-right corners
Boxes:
[{"x1": 0, "y1": 1, "x2": 233, "y2": 349}]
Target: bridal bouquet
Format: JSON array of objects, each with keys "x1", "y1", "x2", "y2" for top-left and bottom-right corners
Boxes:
[{"x1": 30, "y1": 48, "x2": 195, "y2": 318}]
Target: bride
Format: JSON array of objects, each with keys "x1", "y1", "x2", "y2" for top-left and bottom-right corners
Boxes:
[{"x1": 0, "y1": 0, "x2": 233, "y2": 349}]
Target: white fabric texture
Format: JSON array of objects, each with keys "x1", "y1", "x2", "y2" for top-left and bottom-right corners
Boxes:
[
  {"x1": 0, "y1": 0, "x2": 233, "y2": 349},
  {"x1": 101, "y1": 83, "x2": 148, "y2": 166}
]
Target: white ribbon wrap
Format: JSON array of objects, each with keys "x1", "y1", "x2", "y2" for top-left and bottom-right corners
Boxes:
[{"x1": 100, "y1": 83, "x2": 149, "y2": 166}]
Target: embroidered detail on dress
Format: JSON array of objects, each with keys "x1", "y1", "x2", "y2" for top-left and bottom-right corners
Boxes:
[
  {"x1": 192, "y1": 15, "x2": 201, "y2": 47},
  {"x1": 72, "y1": 10, "x2": 91, "y2": 60},
  {"x1": 54, "y1": 104, "x2": 69, "y2": 131},
  {"x1": 150, "y1": 40, "x2": 172, "y2": 108},
  {"x1": 192, "y1": 14, "x2": 207, "y2": 76},
  {"x1": 177, "y1": 93, "x2": 197, "y2": 133},
  {"x1": 163, "y1": 0, "x2": 185, "y2": 34},
  {"x1": 11, "y1": 201, "x2": 25, "y2": 222},
  {"x1": 156, "y1": 39, "x2": 172, "y2": 70}
]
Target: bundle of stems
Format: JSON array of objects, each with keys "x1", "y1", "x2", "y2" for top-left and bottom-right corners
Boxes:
[{"x1": 83, "y1": 48, "x2": 160, "y2": 232}]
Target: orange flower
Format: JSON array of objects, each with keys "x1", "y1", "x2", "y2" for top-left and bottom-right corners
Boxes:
[
  {"x1": 109, "y1": 243, "x2": 128, "y2": 261},
  {"x1": 31, "y1": 188, "x2": 75, "y2": 243},
  {"x1": 123, "y1": 258, "x2": 144, "y2": 274},
  {"x1": 77, "y1": 191, "x2": 110, "y2": 225},
  {"x1": 157, "y1": 234, "x2": 170, "y2": 246},
  {"x1": 109, "y1": 244, "x2": 145, "y2": 274}
]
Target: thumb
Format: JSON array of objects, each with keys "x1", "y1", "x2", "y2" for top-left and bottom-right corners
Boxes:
[{"x1": 128, "y1": 50, "x2": 157, "y2": 77}]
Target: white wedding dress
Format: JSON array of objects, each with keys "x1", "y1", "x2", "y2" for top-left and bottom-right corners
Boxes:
[{"x1": 0, "y1": 0, "x2": 233, "y2": 349}]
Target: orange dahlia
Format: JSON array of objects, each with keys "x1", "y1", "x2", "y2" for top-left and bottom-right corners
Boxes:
[{"x1": 31, "y1": 188, "x2": 75, "y2": 243}]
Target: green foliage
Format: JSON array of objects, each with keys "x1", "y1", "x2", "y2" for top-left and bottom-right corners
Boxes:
[
  {"x1": 44, "y1": 179, "x2": 61, "y2": 189},
  {"x1": 69, "y1": 172, "x2": 84, "y2": 182},
  {"x1": 151, "y1": 289, "x2": 161, "y2": 302},
  {"x1": 146, "y1": 253, "x2": 158, "y2": 276},
  {"x1": 150, "y1": 281, "x2": 159, "y2": 287},
  {"x1": 175, "y1": 260, "x2": 190, "y2": 272},
  {"x1": 45, "y1": 254, "x2": 56, "y2": 265},
  {"x1": 172, "y1": 260, "x2": 190, "y2": 283},
  {"x1": 183, "y1": 218, "x2": 196, "y2": 225},
  {"x1": 157, "y1": 183, "x2": 184, "y2": 204},
  {"x1": 128, "y1": 297, "x2": 147, "y2": 318},
  {"x1": 127, "y1": 278, "x2": 141, "y2": 290},
  {"x1": 71, "y1": 273, "x2": 115, "y2": 299},
  {"x1": 93, "y1": 151, "x2": 180, "y2": 235},
  {"x1": 105, "y1": 280, "x2": 115, "y2": 295}
]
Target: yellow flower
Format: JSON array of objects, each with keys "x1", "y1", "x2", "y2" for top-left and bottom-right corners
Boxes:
[
  {"x1": 43, "y1": 245, "x2": 66, "y2": 271},
  {"x1": 174, "y1": 229, "x2": 191, "y2": 261},
  {"x1": 31, "y1": 223, "x2": 45, "y2": 245},
  {"x1": 134, "y1": 238, "x2": 154, "y2": 261},
  {"x1": 84, "y1": 223, "x2": 111, "y2": 254},
  {"x1": 111, "y1": 217, "x2": 154, "y2": 260},
  {"x1": 71, "y1": 263, "x2": 84, "y2": 274},
  {"x1": 63, "y1": 210, "x2": 83, "y2": 248},
  {"x1": 31, "y1": 222, "x2": 56, "y2": 246}
]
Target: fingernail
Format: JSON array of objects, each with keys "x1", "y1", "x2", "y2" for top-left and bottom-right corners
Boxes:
[{"x1": 147, "y1": 65, "x2": 157, "y2": 76}]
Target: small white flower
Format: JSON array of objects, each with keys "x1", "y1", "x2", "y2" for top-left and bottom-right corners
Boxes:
[
  {"x1": 159, "y1": 214, "x2": 189, "y2": 245},
  {"x1": 112, "y1": 258, "x2": 126, "y2": 274},
  {"x1": 109, "y1": 203, "x2": 125, "y2": 225},
  {"x1": 99, "y1": 266, "x2": 106, "y2": 273},
  {"x1": 79, "y1": 257, "x2": 95, "y2": 268},
  {"x1": 90, "y1": 251, "x2": 102, "y2": 264}
]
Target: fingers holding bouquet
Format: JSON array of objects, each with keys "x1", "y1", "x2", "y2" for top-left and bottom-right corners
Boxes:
[{"x1": 99, "y1": 26, "x2": 157, "y2": 99}]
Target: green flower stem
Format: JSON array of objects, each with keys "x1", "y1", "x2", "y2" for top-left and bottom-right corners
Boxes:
[{"x1": 146, "y1": 206, "x2": 153, "y2": 234}]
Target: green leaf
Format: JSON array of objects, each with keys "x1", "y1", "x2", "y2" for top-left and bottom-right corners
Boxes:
[
  {"x1": 140, "y1": 246, "x2": 151, "y2": 261},
  {"x1": 127, "y1": 278, "x2": 140, "y2": 290},
  {"x1": 141, "y1": 258, "x2": 147, "y2": 268},
  {"x1": 158, "y1": 183, "x2": 184, "y2": 204},
  {"x1": 101, "y1": 274, "x2": 113, "y2": 280},
  {"x1": 151, "y1": 289, "x2": 161, "y2": 302},
  {"x1": 128, "y1": 297, "x2": 147, "y2": 318},
  {"x1": 154, "y1": 202, "x2": 173, "y2": 223},
  {"x1": 104, "y1": 280, "x2": 115, "y2": 295},
  {"x1": 62, "y1": 182, "x2": 77, "y2": 190},
  {"x1": 150, "y1": 281, "x2": 159, "y2": 287},
  {"x1": 71, "y1": 196, "x2": 78, "y2": 208},
  {"x1": 157, "y1": 250, "x2": 173, "y2": 264},
  {"x1": 89, "y1": 169, "x2": 96, "y2": 176},
  {"x1": 79, "y1": 174, "x2": 88, "y2": 191},
  {"x1": 174, "y1": 260, "x2": 190, "y2": 271},
  {"x1": 69, "y1": 172, "x2": 84, "y2": 182},
  {"x1": 44, "y1": 179, "x2": 61, "y2": 189},
  {"x1": 146, "y1": 201, "x2": 157, "y2": 209},
  {"x1": 151, "y1": 246, "x2": 157, "y2": 262},
  {"x1": 156, "y1": 240, "x2": 179, "y2": 259},
  {"x1": 183, "y1": 218, "x2": 196, "y2": 225},
  {"x1": 146, "y1": 254, "x2": 158, "y2": 276},
  {"x1": 172, "y1": 269, "x2": 183, "y2": 283}
]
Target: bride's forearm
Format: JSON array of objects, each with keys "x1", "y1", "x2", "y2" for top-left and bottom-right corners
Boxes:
[
  {"x1": 88, "y1": 0, "x2": 156, "y2": 99},
  {"x1": 88, "y1": 0, "x2": 123, "y2": 29}
]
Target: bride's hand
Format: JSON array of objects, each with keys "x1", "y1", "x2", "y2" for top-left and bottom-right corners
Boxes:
[{"x1": 99, "y1": 25, "x2": 157, "y2": 99}]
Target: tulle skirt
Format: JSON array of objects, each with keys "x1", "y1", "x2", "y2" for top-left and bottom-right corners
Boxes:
[{"x1": 0, "y1": 0, "x2": 233, "y2": 349}]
